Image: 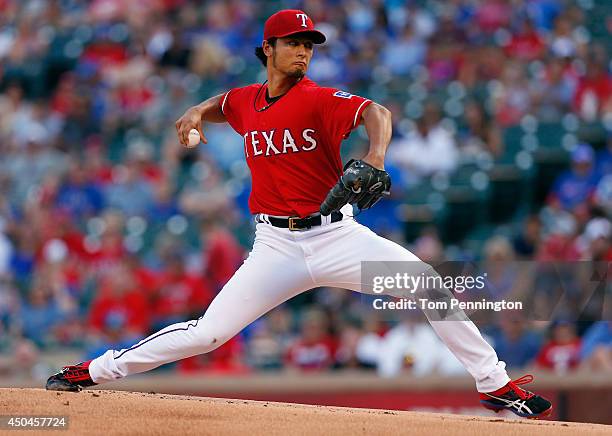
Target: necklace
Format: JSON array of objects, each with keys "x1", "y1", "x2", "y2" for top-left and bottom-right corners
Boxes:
[{"x1": 253, "y1": 78, "x2": 301, "y2": 112}]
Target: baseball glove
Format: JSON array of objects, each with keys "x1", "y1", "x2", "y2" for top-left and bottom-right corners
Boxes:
[{"x1": 320, "y1": 159, "x2": 391, "y2": 216}]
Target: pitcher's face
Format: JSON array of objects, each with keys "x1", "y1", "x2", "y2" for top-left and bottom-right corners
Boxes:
[{"x1": 265, "y1": 35, "x2": 314, "y2": 79}]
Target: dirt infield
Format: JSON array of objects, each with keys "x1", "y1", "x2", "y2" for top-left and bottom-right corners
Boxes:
[{"x1": 1, "y1": 388, "x2": 610, "y2": 435}]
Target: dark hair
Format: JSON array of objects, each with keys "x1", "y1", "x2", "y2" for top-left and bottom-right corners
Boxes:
[{"x1": 254, "y1": 38, "x2": 276, "y2": 66}]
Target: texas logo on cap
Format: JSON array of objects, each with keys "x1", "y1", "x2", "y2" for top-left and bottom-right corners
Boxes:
[{"x1": 263, "y1": 9, "x2": 326, "y2": 44}]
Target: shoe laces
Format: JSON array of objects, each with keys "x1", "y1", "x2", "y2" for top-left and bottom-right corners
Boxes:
[
  {"x1": 61, "y1": 363, "x2": 88, "y2": 378},
  {"x1": 508, "y1": 374, "x2": 535, "y2": 400}
]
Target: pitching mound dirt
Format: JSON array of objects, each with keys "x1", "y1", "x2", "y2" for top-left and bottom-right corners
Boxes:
[{"x1": 1, "y1": 388, "x2": 610, "y2": 435}]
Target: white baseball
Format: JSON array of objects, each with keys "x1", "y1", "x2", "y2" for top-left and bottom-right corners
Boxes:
[{"x1": 187, "y1": 129, "x2": 201, "y2": 147}]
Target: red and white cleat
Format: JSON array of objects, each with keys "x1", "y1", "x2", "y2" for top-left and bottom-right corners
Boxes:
[{"x1": 480, "y1": 375, "x2": 553, "y2": 419}]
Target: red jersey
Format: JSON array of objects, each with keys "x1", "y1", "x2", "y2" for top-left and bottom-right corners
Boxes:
[
  {"x1": 535, "y1": 339, "x2": 581, "y2": 372},
  {"x1": 153, "y1": 272, "x2": 213, "y2": 319},
  {"x1": 88, "y1": 287, "x2": 150, "y2": 335},
  {"x1": 220, "y1": 77, "x2": 372, "y2": 217},
  {"x1": 285, "y1": 335, "x2": 337, "y2": 371}
]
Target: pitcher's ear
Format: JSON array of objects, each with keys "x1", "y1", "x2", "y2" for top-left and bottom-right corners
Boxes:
[
  {"x1": 263, "y1": 37, "x2": 277, "y2": 56},
  {"x1": 263, "y1": 41, "x2": 273, "y2": 56}
]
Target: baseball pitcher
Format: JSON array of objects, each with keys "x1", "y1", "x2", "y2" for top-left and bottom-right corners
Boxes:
[{"x1": 47, "y1": 9, "x2": 552, "y2": 419}]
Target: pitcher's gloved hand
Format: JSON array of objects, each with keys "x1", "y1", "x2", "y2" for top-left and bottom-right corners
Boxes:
[{"x1": 320, "y1": 159, "x2": 391, "y2": 216}]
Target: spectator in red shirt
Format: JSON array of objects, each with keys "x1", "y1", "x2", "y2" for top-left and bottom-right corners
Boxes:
[
  {"x1": 201, "y1": 221, "x2": 244, "y2": 292},
  {"x1": 34, "y1": 210, "x2": 89, "y2": 263},
  {"x1": 83, "y1": 137, "x2": 114, "y2": 186},
  {"x1": 152, "y1": 251, "x2": 213, "y2": 329},
  {"x1": 88, "y1": 265, "x2": 150, "y2": 337},
  {"x1": 535, "y1": 320, "x2": 581, "y2": 373},
  {"x1": 475, "y1": 0, "x2": 511, "y2": 34},
  {"x1": 126, "y1": 140, "x2": 164, "y2": 185},
  {"x1": 84, "y1": 211, "x2": 126, "y2": 273},
  {"x1": 537, "y1": 231, "x2": 582, "y2": 262},
  {"x1": 124, "y1": 253, "x2": 158, "y2": 296},
  {"x1": 493, "y1": 61, "x2": 534, "y2": 127},
  {"x1": 504, "y1": 20, "x2": 545, "y2": 61},
  {"x1": 177, "y1": 336, "x2": 248, "y2": 374},
  {"x1": 51, "y1": 73, "x2": 77, "y2": 117},
  {"x1": 574, "y1": 58, "x2": 612, "y2": 122},
  {"x1": 286, "y1": 309, "x2": 337, "y2": 371},
  {"x1": 80, "y1": 34, "x2": 128, "y2": 70}
]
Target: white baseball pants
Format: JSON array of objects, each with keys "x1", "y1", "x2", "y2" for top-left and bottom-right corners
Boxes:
[{"x1": 90, "y1": 210, "x2": 510, "y2": 392}]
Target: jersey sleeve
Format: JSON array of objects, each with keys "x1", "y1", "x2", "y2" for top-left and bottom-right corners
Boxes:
[
  {"x1": 219, "y1": 88, "x2": 243, "y2": 135},
  {"x1": 318, "y1": 88, "x2": 372, "y2": 142}
]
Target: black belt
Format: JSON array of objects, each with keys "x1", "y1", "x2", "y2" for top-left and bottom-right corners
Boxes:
[{"x1": 256, "y1": 211, "x2": 344, "y2": 231}]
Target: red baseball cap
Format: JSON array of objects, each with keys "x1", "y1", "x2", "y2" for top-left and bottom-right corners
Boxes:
[{"x1": 263, "y1": 9, "x2": 326, "y2": 44}]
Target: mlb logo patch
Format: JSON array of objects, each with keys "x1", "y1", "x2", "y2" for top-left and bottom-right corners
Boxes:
[{"x1": 333, "y1": 91, "x2": 353, "y2": 99}]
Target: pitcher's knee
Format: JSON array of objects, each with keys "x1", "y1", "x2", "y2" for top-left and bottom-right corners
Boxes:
[{"x1": 192, "y1": 324, "x2": 228, "y2": 353}]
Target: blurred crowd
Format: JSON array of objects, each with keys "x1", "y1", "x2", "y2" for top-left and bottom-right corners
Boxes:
[{"x1": 0, "y1": 0, "x2": 610, "y2": 380}]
